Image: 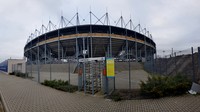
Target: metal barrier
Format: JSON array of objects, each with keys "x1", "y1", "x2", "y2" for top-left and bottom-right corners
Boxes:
[{"x1": 144, "y1": 47, "x2": 200, "y2": 83}]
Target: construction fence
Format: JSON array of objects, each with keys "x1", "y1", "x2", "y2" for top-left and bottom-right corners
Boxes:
[
  {"x1": 144, "y1": 47, "x2": 200, "y2": 83},
  {"x1": 26, "y1": 57, "x2": 115, "y2": 95},
  {"x1": 26, "y1": 59, "x2": 78, "y2": 85},
  {"x1": 26, "y1": 56, "x2": 149, "y2": 95}
]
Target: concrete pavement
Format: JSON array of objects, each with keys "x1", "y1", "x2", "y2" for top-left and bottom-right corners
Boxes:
[{"x1": 0, "y1": 71, "x2": 200, "y2": 112}]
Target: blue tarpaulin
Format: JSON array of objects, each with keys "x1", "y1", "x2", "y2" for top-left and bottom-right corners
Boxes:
[{"x1": 0, "y1": 60, "x2": 8, "y2": 72}]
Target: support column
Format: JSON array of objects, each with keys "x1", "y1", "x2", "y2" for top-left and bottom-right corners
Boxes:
[
  {"x1": 76, "y1": 37, "x2": 79, "y2": 59},
  {"x1": 62, "y1": 47, "x2": 64, "y2": 60},
  {"x1": 126, "y1": 36, "x2": 128, "y2": 59},
  {"x1": 87, "y1": 37, "x2": 89, "y2": 57},
  {"x1": 145, "y1": 36, "x2": 147, "y2": 61},
  {"x1": 58, "y1": 30, "x2": 60, "y2": 61},
  {"x1": 90, "y1": 37, "x2": 93, "y2": 58},
  {"x1": 106, "y1": 12, "x2": 112, "y2": 58},
  {"x1": 45, "y1": 34, "x2": 47, "y2": 64},
  {"x1": 30, "y1": 40, "x2": 33, "y2": 79},
  {"x1": 128, "y1": 49, "x2": 131, "y2": 91},
  {"x1": 90, "y1": 11, "x2": 93, "y2": 58},
  {"x1": 109, "y1": 26, "x2": 112, "y2": 57},
  {"x1": 134, "y1": 31, "x2": 138, "y2": 62},
  {"x1": 50, "y1": 49, "x2": 52, "y2": 81},
  {"x1": 30, "y1": 49, "x2": 33, "y2": 79},
  {"x1": 37, "y1": 45, "x2": 40, "y2": 83}
]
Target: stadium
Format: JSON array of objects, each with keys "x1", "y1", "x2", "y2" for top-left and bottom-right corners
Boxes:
[
  {"x1": 24, "y1": 12, "x2": 156, "y2": 63},
  {"x1": 24, "y1": 12, "x2": 156, "y2": 94}
]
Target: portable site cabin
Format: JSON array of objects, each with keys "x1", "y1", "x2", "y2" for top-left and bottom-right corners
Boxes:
[{"x1": 0, "y1": 59, "x2": 26, "y2": 74}]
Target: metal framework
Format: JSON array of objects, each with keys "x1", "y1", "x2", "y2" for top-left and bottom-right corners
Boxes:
[{"x1": 24, "y1": 11, "x2": 156, "y2": 65}]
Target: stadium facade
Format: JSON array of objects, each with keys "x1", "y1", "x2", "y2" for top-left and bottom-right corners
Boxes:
[
  {"x1": 24, "y1": 12, "x2": 156, "y2": 63},
  {"x1": 24, "y1": 12, "x2": 156, "y2": 94}
]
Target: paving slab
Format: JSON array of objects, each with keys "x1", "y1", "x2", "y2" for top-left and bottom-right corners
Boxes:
[{"x1": 0, "y1": 72, "x2": 200, "y2": 112}]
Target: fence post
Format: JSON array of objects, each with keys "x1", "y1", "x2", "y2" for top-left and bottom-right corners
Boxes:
[
  {"x1": 25, "y1": 62, "x2": 27, "y2": 78},
  {"x1": 155, "y1": 54, "x2": 157, "y2": 74},
  {"x1": 159, "y1": 57, "x2": 162, "y2": 74},
  {"x1": 198, "y1": 47, "x2": 200, "y2": 82},
  {"x1": 68, "y1": 57, "x2": 71, "y2": 84},
  {"x1": 152, "y1": 50, "x2": 154, "y2": 74},
  {"x1": 174, "y1": 52, "x2": 177, "y2": 75},
  {"x1": 191, "y1": 47, "x2": 195, "y2": 82},
  {"x1": 37, "y1": 46, "x2": 40, "y2": 83},
  {"x1": 165, "y1": 56, "x2": 167, "y2": 75},
  {"x1": 31, "y1": 61, "x2": 32, "y2": 79},
  {"x1": 50, "y1": 60, "x2": 52, "y2": 81},
  {"x1": 128, "y1": 49, "x2": 131, "y2": 91}
]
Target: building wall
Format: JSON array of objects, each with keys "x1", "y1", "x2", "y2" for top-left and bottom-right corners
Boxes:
[{"x1": 7, "y1": 59, "x2": 26, "y2": 73}]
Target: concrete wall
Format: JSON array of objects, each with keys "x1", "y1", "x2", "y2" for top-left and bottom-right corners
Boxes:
[
  {"x1": 26, "y1": 63, "x2": 77, "y2": 73},
  {"x1": 115, "y1": 62, "x2": 143, "y2": 72},
  {"x1": 26, "y1": 63, "x2": 78, "y2": 83}
]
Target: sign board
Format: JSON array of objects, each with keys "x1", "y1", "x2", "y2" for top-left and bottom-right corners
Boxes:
[
  {"x1": 79, "y1": 57, "x2": 105, "y2": 62},
  {"x1": 106, "y1": 58, "x2": 115, "y2": 78}
]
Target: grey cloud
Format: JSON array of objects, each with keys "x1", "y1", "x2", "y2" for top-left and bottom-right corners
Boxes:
[{"x1": 0, "y1": 0, "x2": 200, "y2": 62}]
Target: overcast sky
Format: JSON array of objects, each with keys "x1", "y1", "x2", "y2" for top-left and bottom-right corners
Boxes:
[{"x1": 0, "y1": 0, "x2": 200, "y2": 62}]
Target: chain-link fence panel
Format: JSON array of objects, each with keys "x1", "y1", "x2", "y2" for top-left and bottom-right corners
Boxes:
[{"x1": 144, "y1": 47, "x2": 200, "y2": 84}]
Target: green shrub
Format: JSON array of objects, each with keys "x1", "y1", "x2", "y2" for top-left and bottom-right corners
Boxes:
[
  {"x1": 109, "y1": 92, "x2": 122, "y2": 101},
  {"x1": 9, "y1": 72, "x2": 15, "y2": 75},
  {"x1": 56, "y1": 85, "x2": 78, "y2": 93},
  {"x1": 14, "y1": 72, "x2": 28, "y2": 78},
  {"x1": 16, "y1": 72, "x2": 20, "y2": 77},
  {"x1": 42, "y1": 79, "x2": 68, "y2": 88},
  {"x1": 140, "y1": 74, "x2": 191, "y2": 98},
  {"x1": 42, "y1": 80, "x2": 77, "y2": 93}
]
